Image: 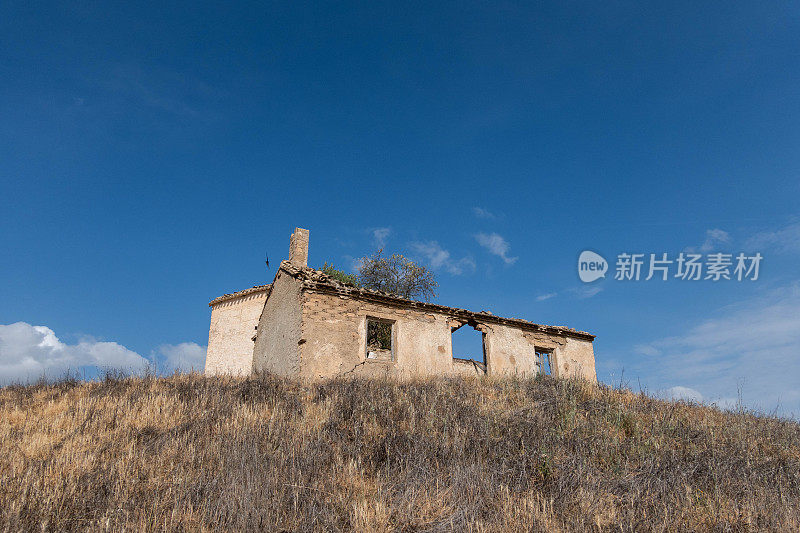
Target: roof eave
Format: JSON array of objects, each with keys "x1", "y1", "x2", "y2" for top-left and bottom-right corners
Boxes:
[
  {"x1": 299, "y1": 280, "x2": 596, "y2": 342},
  {"x1": 208, "y1": 285, "x2": 271, "y2": 307}
]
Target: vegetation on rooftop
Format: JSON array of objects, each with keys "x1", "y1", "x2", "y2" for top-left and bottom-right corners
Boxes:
[
  {"x1": 321, "y1": 249, "x2": 438, "y2": 302},
  {"x1": 321, "y1": 261, "x2": 360, "y2": 286},
  {"x1": 357, "y1": 249, "x2": 438, "y2": 301}
]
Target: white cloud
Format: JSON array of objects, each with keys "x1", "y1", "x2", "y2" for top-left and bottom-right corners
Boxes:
[
  {"x1": 702, "y1": 228, "x2": 731, "y2": 251},
  {"x1": 634, "y1": 344, "x2": 661, "y2": 357},
  {"x1": 156, "y1": 342, "x2": 207, "y2": 373},
  {"x1": 0, "y1": 322, "x2": 150, "y2": 384},
  {"x1": 569, "y1": 285, "x2": 604, "y2": 299},
  {"x1": 630, "y1": 282, "x2": 800, "y2": 417},
  {"x1": 371, "y1": 227, "x2": 391, "y2": 248},
  {"x1": 0, "y1": 322, "x2": 209, "y2": 384},
  {"x1": 108, "y1": 65, "x2": 207, "y2": 119},
  {"x1": 745, "y1": 221, "x2": 800, "y2": 253},
  {"x1": 472, "y1": 207, "x2": 495, "y2": 219},
  {"x1": 661, "y1": 386, "x2": 704, "y2": 403},
  {"x1": 536, "y1": 292, "x2": 557, "y2": 301},
  {"x1": 686, "y1": 228, "x2": 731, "y2": 253},
  {"x1": 350, "y1": 256, "x2": 365, "y2": 272},
  {"x1": 409, "y1": 241, "x2": 475, "y2": 275},
  {"x1": 474, "y1": 232, "x2": 518, "y2": 264},
  {"x1": 411, "y1": 241, "x2": 449, "y2": 269},
  {"x1": 339, "y1": 254, "x2": 365, "y2": 274}
]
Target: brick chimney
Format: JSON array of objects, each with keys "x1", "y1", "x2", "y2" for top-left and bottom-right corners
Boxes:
[{"x1": 289, "y1": 227, "x2": 309, "y2": 268}]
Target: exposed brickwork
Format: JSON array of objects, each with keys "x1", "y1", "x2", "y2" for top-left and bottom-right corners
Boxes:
[{"x1": 206, "y1": 228, "x2": 597, "y2": 382}]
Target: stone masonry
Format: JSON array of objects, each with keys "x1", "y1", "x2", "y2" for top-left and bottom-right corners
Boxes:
[{"x1": 206, "y1": 228, "x2": 597, "y2": 382}]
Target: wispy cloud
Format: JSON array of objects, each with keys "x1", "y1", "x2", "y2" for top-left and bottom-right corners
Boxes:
[
  {"x1": 536, "y1": 292, "x2": 557, "y2": 301},
  {"x1": 745, "y1": 221, "x2": 800, "y2": 253},
  {"x1": 69, "y1": 64, "x2": 227, "y2": 136},
  {"x1": 371, "y1": 227, "x2": 391, "y2": 248},
  {"x1": 340, "y1": 254, "x2": 365, "y2": 274},
  {"x1": 634, "y1": 344, "x2": 660, "y2": 357},
  {"x1": 569, "y1": 285, "x2": 604, "y2": 299},
  {"x1": 686, "y1": 228, "x2": 731, "y2": 253},
  {"x1": 474, "y1": 232, "x2": 518, "y2": 264},
  {"x1": 630, "y1": 282, "x2": 800, "y2": 417},
  {"x1": 701, "y1": 228, "x2": 731, "y2": 252},
  {"x1": 472, "y1": 207, "x2": 496, "y2": 219},
  {"x1": 409, "y1": 241, "x2": 475, "y2": 275},
  {"x1": 106, "y1": 65, "x2": 209, "y2": 119}
]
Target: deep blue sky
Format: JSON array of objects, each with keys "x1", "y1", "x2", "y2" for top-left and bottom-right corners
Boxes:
[{"x1": 1, "y1": 1, "x2": 799, "y2": 415}]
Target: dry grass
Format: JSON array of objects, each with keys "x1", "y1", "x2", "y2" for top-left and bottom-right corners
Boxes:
[{"x1": 0, "y1": 373, "x2": 798, "y2": 532}]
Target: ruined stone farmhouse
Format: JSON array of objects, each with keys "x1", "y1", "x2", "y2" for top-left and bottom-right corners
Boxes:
[{"x1": 205, "y1": 228, "x2": 597, "y2": 381}]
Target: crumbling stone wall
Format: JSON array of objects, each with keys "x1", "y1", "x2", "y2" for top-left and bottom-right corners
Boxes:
[
  {"x1": 554, "y1": 337, "x2": 597, "y2": 382},
  {"x1": 451, "y1": 358, "x2": 487, "y2": 377},
  {"x1": 252, "y1": 271, "x2": 303, "y2": 376},
  {"x1": 295, "y1": 289, "x2": 596, "y2": 381},
  {"x1": 483, "y1": 328, "x2": 598, "y2": 382},
  {"x1": 210, "y1": 281, "x2": 597, "y2": 382},
  {"x1": 299, "y1": 291, "x2": 455, "y2": 379},
  {"x1": 482, "y1": 324, "x2": 540, "y2": 377},
  {"x1": 209, "y1": 227, "x2": 597, "y2": 383},
  {"x1": 205, "y1": 288, "x2": 269, "y2": 376}
]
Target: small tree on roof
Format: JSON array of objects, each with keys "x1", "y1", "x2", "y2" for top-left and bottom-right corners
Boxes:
[
  {"x1": 321, "y1": 262, "x2": 360, "y2": 286},
  {"x1": 357, "y1": 249, "x2": 438, "y2": 302}
]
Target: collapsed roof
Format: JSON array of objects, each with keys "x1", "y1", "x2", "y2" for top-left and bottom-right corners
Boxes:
[{"x1": 211, "y1": 261, "x2": 594, "y2": 342}]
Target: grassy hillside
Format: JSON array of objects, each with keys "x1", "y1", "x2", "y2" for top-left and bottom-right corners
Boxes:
[{"x1": 1, "y1": 373, "x2": 798, "y2": 531}]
